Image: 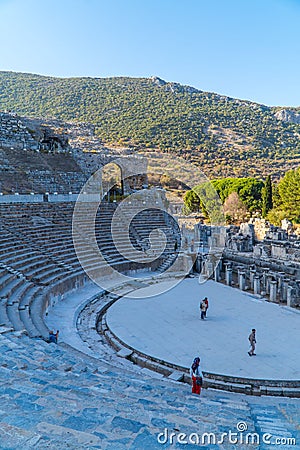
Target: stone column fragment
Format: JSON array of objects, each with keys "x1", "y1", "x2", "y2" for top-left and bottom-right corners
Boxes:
[
  {"x1": 226, "y1": 267, "x2": 232, "y2": 286},
  {"x1": 254, "y1": 276, "x2": 260, "y2": 295},
  {"x1": 238, "y1": 271, "x2": 246, "y2": 291},
  {"x1": 269, "y1": 280, "x2": 277, "y2": 303}
]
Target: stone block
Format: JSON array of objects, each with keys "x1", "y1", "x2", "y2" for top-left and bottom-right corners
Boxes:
[
  {"x1": 117, "y1": 348, "x2": 133, "y2": 359},
  {"x1": 168, "y1": 370, "x2": 185, "y2": 381},
  {"x1": 111, "y1": 416, "x2": 145, "y2": 433}
]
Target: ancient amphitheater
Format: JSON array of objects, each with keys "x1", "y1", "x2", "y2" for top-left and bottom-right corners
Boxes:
[{"x1": 0, "y1": 112, "x2": 299, "y2": 449}]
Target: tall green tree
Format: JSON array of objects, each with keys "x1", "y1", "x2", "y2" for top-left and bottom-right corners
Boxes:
[
  {"x1": 183, "y1": 190, "x2": 200, "y2": 213},
  {"x1": 278, "y1": 167, "x2": 300, "y2": 220},
  {"x1": 267, "y1": 168, "x2": 300, "y2": 224},
  {"x1": 262, "y1": 175, "x2": 273, "y2": 218}
]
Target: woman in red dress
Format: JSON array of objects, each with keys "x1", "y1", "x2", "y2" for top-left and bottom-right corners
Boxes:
[{"x1": 190, "y1": 357, "x2": 203, "y2": 395}]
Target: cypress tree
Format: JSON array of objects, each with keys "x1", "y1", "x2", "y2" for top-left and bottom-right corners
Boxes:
[
  {"x1": 262, "y1": 175, "x2": 273, "y2": 218},
  {"x1": 278, "y1": 167, "x2": 300, "y2": 219}
]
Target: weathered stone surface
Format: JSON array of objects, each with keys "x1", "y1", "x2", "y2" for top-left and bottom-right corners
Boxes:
[{"x1": 275, "y1": 108, "x2": 300, "y2": 125}]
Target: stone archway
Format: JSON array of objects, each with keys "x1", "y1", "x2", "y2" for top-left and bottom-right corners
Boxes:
[
  {"x1": 101, "y1": 162, "x2": 123, "y2": 200},
  {"x1": 101, "y1": 156, "x2": 148, "y2": 197},
  {"x1": 77, "y1": 155, "x2": 148, "y2": 200}
]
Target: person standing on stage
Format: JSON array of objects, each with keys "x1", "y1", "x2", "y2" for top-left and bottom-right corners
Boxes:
[{"x1": 248, "y1": 329, "x2": 256, "y2": 356}]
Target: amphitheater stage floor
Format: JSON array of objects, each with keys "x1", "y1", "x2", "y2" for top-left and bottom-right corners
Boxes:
[{"x1": 106, "y1": 278, "x2": 300, "y2": 380}]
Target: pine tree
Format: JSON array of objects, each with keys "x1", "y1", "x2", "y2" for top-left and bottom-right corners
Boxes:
[{"x1": 262, "y1": 175, "x2": 273, "y2": 218}]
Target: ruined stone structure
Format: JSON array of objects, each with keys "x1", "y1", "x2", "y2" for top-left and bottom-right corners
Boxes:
[
  {"x1": 192, "y1": 219, "x2": 300, "y2": 308},
  {"x1": 0, "y1": 112, "x2": 147, "y2": 195},
  {"x1": 0, "y1": 112, "x2": 38, "y2": 151}
]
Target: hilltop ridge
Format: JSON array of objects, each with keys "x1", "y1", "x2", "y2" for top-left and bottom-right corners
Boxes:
[{"x1": 1, "y1": 71, "x2": 300, "y2": 178}]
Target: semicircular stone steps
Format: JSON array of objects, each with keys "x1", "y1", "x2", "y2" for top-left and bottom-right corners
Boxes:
[{"x1": 0, "y1": 330, "x2": 299, "y2": 449}]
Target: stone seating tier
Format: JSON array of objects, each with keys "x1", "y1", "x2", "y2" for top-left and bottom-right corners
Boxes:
[
  {"x1": 0, "y1": 330, "x2": 298, "y2": 448},
  {"x1": 0, "y1": 201, "x2": 177, "y2": 342}
]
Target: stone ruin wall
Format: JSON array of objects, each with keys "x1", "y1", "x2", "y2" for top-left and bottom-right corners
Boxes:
[
  {"x1": 0, "y1": 112, "x2": 38, "y2": 151},
  {"x1": 0, "y1": 113, "x2": 113, "y2": 194},
  {"x1": 193, "y1": 219, "x2": 300, "y2": 308},
  {"x1": 224, "y1": 221, "x2": 300, "y2": 307},
  {"x1": 0, "y1": 112, "x2": 147, "y2": 194}
]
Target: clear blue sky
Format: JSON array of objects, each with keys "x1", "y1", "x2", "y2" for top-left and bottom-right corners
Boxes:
[{"x1": 0, "y1": 0, "x2": 300, "y2": 106}]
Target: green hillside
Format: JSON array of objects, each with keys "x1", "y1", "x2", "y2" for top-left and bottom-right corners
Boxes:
[{"x1": 1, "y1": 71, "x2": 300, "y2": 177}]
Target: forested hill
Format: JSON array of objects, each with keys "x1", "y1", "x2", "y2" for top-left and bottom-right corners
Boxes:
[{"x1": 1, "y1": 71, "x2": 300, "y2": 178}]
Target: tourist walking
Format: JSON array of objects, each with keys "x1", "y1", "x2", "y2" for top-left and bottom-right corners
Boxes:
[
  {"x1": 200, "y1": 299, "x2": 207, "y2": 320},
  {"x1": 190, "y1": 357, "x2": 203, "y2": 395},
  {"x1": 248, "y1": 329, "x2": 256, "y2": 356}
]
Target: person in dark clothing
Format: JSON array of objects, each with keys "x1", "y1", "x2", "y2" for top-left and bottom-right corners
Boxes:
[
  {"x1": 248, "y1": 329, "x2": 256, "y2": 356},
  {"x1": 203, "y1": 297, "x2": 209, "y2": 318},
  {"x1": 49, "y1": 330, "x2": 59, "y2": 344},
  {"x1": 200, "y1": 299, "x2": 207, "y2": 320}
]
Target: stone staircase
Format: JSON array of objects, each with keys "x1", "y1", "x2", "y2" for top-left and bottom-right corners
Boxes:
[{"x1": 1, "y1": 330, "x2": 299, "y2": 449}]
